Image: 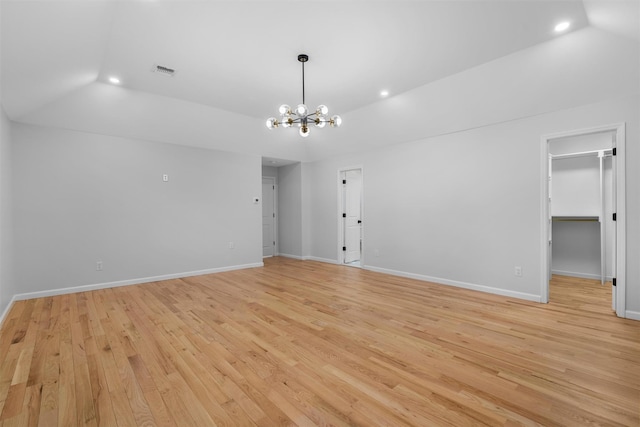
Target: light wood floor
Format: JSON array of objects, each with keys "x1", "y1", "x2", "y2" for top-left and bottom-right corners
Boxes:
[{"x1": 0, "y1": 257, "x2": 638, "y2": 426}]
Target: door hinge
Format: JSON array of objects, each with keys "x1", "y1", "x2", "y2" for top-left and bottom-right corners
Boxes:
[
  {"x1": 273, "y1": 213, "x2": 275, "y2": 218},
  {"x1": 612, "y1": 147, "x2": 617, "y2": 156},
  {"x1": 342, "y1": 213, "x2": 346, "y2": 218},
  {"x1": 613, "y1": 213, "x2": 617, "y2": 221},
  {"x1": 342, "y1": 246, "x2": 346, "y2": 251},
  {"x1": 612, "y1": 278, "x2": 617, "y2": 287},
  {"x1": 342, "y1": 179, "x2": 346, "y2": 184},
  {"x1": 273, "y1": 241, "x2": 276, "y2": 246}
]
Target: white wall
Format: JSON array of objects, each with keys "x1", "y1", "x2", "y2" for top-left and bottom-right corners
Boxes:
[
  {"x1": 305, "y1": 95, "x2": 639, "y2": 312},
  {"x1": 12, "y1": 123, "x2": 263, "y2": 295},
  {"x1": 0, "y1": 107, "x2": 14, "y2": 317},
  {"x1": 549, "y1": 131, "x2": 614, "y2": 155},
  {"x1": 0, "y1": 0, "x2": 14, "y2": 317},
  {"x1": 277, "y1": 163, "x2": 303, "y2": 258},
  {"x1": 552, "y1": 156, "x2": 601, "y2": 217}
]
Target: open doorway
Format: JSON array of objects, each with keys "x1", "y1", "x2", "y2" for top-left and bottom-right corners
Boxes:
[
  {"x1": 262, "y1": 177, "x2": 277, "y2": 257},
  {"x1": 339, "y1": 168, "x2": 363, "y2": 267},
  {"x1": 541, "y1": 124, "x2": 626, "y2": 317}
]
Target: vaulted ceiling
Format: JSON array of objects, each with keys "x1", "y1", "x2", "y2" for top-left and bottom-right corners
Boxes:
[{"x1": 1, "y1": 1, "x2": 638, "y2": 163}]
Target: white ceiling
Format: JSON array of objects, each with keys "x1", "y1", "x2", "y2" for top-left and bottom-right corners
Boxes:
[{"x1": 1, "y1": 1, "x2": 638, "y2": 163}]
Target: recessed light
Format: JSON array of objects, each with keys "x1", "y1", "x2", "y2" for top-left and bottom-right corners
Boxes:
[
  {"x1": 108, "y1": 76, "x2": 121, "y2": 84},
  {"x1": 380, "y1": 90, "x2": 389, "y2": 97},
  {"x1": 554, "y1": 21, "x2": 570, "y2": 33}
]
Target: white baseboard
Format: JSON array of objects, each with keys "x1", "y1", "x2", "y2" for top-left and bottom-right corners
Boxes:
[
  {"x1": 365, "y1": 265, "x2": 542, "y2": 302},
  {"x1": 552, "y1": 269, "x2": 613, "y2": 281},
  {"x1": 275, "y1": 253, "x2": 340, "y2": 265},
  {"x1": 303, "y1": 256, "x2": 340, "y2": 265},
  {"x1": 277, "y1": 253, "x2": 305, "y2": 260},
  {"x1": 0, "y1": 296, "x2": 17, "y2": 327},
  {"x1": 625, "y1": 310, "x2": 640, "y2": 321},
  {"x1": 11, "y1": 262, "x2": 264, "y2": 302}
]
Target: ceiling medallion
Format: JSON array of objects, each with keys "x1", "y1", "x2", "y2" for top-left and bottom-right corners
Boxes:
[{"x1": 266, "y1": 54, "x2": 342, "y2": 138}]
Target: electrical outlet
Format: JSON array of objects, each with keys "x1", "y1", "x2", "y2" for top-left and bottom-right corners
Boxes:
[
  {"x1": 514, "y1": 266, "x2": 522, "y2": 277},
  {"x1": 96, "y1": 261, "x2": 103, "y2": 271},
  {"x1": 162, "y1": 174, "x2": 169, "y2": 182},
  {"x1": 228, "y1": 241, "x2": 235, "y2": 249}
]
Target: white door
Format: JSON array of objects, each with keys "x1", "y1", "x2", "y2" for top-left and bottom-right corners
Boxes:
[
  {"x1": 610, "y1": 137, "x2": 617, "y2": 311},
  {"x1": 548, "y1": 154, "x2": 553, "y2": 281},
  {"x1": 262, "y1": 178, "x2": 276, "y2": 257},
  {"x1": 342, "y1": 169, "x2": 362, "y2": 264}
]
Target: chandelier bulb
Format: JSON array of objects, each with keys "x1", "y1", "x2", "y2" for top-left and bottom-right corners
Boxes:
[
  {"x1": 316, "y1": 105, "x2": 328, "y2": 115},
  {"x1": 295, "y1": 104, "x2": 308, "y2": 117},
  {"x1": 279, "y1": 104, "x2": 291, "y2": 115},
  {"x1": 266, "y1": 117, "x2": 277, "y2": 129},
  {"x1": 330, "y1": 115, "x2": 342, "y2": 128},
  {"x1": 299, "y1": 125, "x2": 310, "y2": 137}
]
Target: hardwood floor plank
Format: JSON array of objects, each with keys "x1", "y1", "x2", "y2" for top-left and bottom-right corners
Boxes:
[
  {"x1": 3, "y1": 300, "x2": 44, "y2": 424},
  {"x1": 0, "y1": 259, "x2": 638, "y2": 426},
  {"x1": 36, "y1": 296, "x2": 61, "y2": 427},
  {"x1": 99, "y1": 313, "x2": 156, "y2": 426},
  {"x1": 22, "y1": 384, "x2": 41, "y2": 427},
  {"x1": 58, "y1": 295, "x2": 78, "y2": 427}
]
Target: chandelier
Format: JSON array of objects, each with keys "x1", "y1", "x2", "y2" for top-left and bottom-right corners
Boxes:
[{"x1": 266, "y1": 54, "x2": 341, "y2": 138}]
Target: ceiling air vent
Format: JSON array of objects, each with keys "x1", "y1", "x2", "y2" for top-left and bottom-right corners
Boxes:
[{"x1": 153, "y1": 64, "x2": 176, "y2": 76}]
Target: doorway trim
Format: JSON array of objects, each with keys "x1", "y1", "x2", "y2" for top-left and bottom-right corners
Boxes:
[
  {"x1": 540, "y1": 123, "x2": 626, "y2": 317},
  {"x1": 262, "y1": 176, "x2": 278, "y2": 258},
  {"x1": 337, "y1": 166, "x2": 364, "y2": 267}
]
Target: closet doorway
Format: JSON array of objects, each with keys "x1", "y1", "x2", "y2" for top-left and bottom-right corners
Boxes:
[
  {"x1": 541, "y1": 124, "x2": 626, "y2": 317},
  {"x1": 262, "y1": 177, "x2": 277, "y2": 257}
]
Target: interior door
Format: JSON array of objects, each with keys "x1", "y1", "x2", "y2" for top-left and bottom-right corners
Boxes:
[
  {"x1": 548, "y1": 154, "x2": 553, "y2": 281},
  {"x1": 262, "y1": 178, "x2": 275, "y2": 257},
  {"x1": 343, "y1": 169, "x2": 362, "y2": 264},
  {"x1": 611, "y1": 136, "x2": 617, "y2": 311}
]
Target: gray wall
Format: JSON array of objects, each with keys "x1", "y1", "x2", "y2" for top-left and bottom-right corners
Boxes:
[
  {"x1": 552, "y1": 221, "x2": 602, "y2": 278},
  {"x1": 0, "y1": 108, "x2": 14, "y2": 316},
  {"x1": 305, "y1": 95, "x2": 639, "y2": 310},
  {"x1": 261, "y1": 165, "x2": 278, "y2": 181},
  {"x1": 277, "y1": 163, "x2": 302, "y2": 258},
  {"x1": 12, "y1": 123, "x2": 262, "y2": 294}
]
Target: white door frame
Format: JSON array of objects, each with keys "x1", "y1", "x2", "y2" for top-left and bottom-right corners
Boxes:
[
  {"x1": 540, "y1": 123, "x2": 626, "y2": 317},
  {"x1": 262, "y1": 176, "x2": 278, "y2": 257},
  {"x1": 337, "y1": 166, "x2": 364, "y2": 266}
]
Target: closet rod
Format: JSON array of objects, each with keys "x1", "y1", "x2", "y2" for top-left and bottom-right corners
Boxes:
[
  {"x1": 552, "y1": 216, "x2": 599, "y2": 222},
  {"x1": 550, "y1": 148, "x2": 612, "y2": 160}
]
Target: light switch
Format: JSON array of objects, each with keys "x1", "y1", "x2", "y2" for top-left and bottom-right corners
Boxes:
[{"x1": 163, "y1": 174, "x2": 169, "y2": 182}]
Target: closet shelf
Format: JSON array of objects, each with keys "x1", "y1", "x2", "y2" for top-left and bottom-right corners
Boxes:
[{"x1": 552, "y1": 216, "x2": 599, "y2": 222}]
